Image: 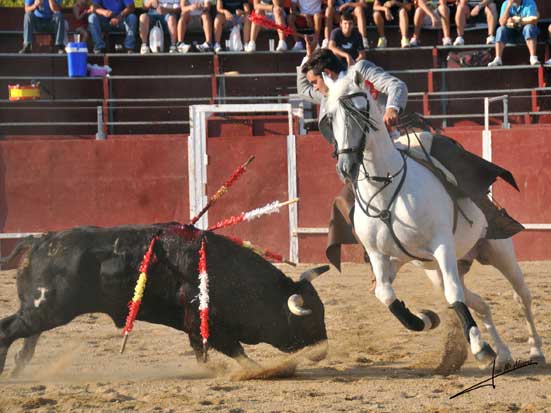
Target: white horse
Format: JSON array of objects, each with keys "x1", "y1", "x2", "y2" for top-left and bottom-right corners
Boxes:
[{"x1": 325, "y1": 70, "x2": 545, "y2": 369}]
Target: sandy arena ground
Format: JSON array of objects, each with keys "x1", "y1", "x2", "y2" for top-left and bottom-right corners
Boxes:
[{"x1": 0, "y1": 260, "x2": 550, "y2": 413}]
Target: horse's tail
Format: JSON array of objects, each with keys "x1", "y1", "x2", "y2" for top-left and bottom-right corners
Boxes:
[{"x1": 0, "y1": 236, "x2": 39, "y2": 265}]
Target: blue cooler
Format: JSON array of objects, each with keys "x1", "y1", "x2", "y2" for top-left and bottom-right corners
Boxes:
[{"x1": 66, "y1": 42, "x2": 88, "y2": 77}]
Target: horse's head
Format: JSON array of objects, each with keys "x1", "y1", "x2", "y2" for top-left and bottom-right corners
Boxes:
[{"x1": 325, "y1": 71, "x2": 378, "y2": 182}]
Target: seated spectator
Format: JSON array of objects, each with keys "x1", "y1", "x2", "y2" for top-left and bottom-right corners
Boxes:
[
  {"x1": 139, "y1": 0, "x2": 179, "y2": 53},
  {"x1": 373, "y1": 0, "x2": 413, "y2": 48},
  {"x1": 324, "y1": 0, "x2": 369, "y2": 49},
  {"x1": 178, "y1": 0, "x2": 213, "y2": 52},
  {"x1": 454, "y1": 0, "x2": 498, "y2": 45},
  {"x1": 246, "y1": 0, "x2": 288, "y2": 52},
  {"x1": 213, "y1": 0, "x2": 251, "y2": 52},
  {"x1": 73, "y1": 0, "x2": 91, "y2": 43},
  {"x1": 488, "y1": 0, "x2": 539, "y2": 66},
  {"x1": 20, "y1": 0, "x2": 66, "y2": 54},
  {"x1": 328, "y1": 9, "x2": 366, "y2": 66},
  {"x1": 88, "y1": 0, "x2": 137, "y2": 53},
  {"x1": 410, "y1": 0, "x2": 452, "y2": 46},
  {"x1": 288, "y1": 0, "x2": 323, "y2": 50}
]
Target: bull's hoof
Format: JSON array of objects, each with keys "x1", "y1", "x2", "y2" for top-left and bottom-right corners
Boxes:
[
  {"x1": 474, "y1": 343, "x2": 497, "y2": 368},
  {"x1": 418, "y1": 309, "x2": 440, "y2": 330}
]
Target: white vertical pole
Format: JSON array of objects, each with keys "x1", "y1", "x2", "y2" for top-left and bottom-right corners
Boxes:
[{"x1": 287, "y1": 105, "x2": 299, "y2": 263}]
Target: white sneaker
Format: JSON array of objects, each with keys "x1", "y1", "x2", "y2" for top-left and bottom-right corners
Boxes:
[
  {"x1": 245, "y1": 41, "x2": 256, "y2": 53},
  {"x1": 376, "y1": 37, "x2": 387, "y2": 48},
  {"x1": 530, "y1": 55, "x2": 540, "y2": 66},
  {"x1": 486, "y1": 35, "x2": 495, "y2": 45},
  {"x1": 401, "y1": 37, "x2": 410, "y2": 48},
  {"x1": 214, "y1": 42, "x2": 222, "y2": 53},
  {"x1": 545, "y1": 58, "x2": 551, "y2": 65},
  {"x1": 362, "y1": 37, "x2": 369, "y2": 49},
  {"x1": 140, "y1": 43, "x2": 150, "y2": 54},
  {"x1": 276, "y1": 40, "x2": 288, "y2": 51},
  {"x1": 453, "y1": 36, "x2": 465, "y2": 46},
  {"x1": 487, "y1": 57, "x2": 502, "y2": 67},
  {"x1": 321, "y1": 38, "x2": 329, "y2": 49},
  {"x1": 409, "y1": 37, "x2": 419, "y2": 47},
  {"x1": 442, "y1": 37, "x2": 452, "y2": 46},
  {"x1": 292, "y1": 41, "x2": 304, "y2": 51},
  {"x1": 177, "y1": 42, "x2": 191, "y2": 53}
]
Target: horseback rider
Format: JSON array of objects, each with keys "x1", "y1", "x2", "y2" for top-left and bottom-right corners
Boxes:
[{"x1": 297, "y1": 42, "x2": 408, "y2": 144}]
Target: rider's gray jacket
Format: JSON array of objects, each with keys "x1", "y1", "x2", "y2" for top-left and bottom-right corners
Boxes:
[{"x1": 296, "y1": 59, "x2": 408, "y2": 143}]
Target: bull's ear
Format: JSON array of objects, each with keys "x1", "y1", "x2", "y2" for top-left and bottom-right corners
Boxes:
[{"x1": 354, "y1": 71, "x2": 363, "y2": 88}]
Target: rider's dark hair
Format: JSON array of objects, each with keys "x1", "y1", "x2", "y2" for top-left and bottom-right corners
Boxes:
[
  {"x1": 341, "y1": 9, "x2": 354, "y2": 22},
  {"x1": 301, "y1": 48, "x2": 346, "y2": 76}
]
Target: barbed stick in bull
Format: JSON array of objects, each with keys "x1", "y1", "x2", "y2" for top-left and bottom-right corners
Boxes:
[
  {"x1": 120, "y1": 235, "x2": 159, "y2": 354},
  {"x1": 190, "y1": 155, "x2": 255, "y2": 226},
  {"x1": 207, "y1": 198, "x2": 299, "y2": 231}
]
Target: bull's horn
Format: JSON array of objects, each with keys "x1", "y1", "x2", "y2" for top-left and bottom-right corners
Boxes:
[
  {"x1": 287, "y1": 294, "x2": 312, "y2": 316},
  {"x1": 299, "y1": 265, "x2": 330, "y2": 283}
]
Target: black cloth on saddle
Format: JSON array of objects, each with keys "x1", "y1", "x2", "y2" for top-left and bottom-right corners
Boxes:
[{"x1": 325, "y1": 135, "x2": 524, "y2": 270}]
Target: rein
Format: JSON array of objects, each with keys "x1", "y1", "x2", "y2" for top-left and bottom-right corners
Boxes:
[{"x1": 336, "y1": 92, "x2": 430, "y2": 262}]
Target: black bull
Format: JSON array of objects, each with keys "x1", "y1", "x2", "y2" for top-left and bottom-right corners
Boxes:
[{"x1": 0, "y1": 223, "x2": 329, "y2": 376}]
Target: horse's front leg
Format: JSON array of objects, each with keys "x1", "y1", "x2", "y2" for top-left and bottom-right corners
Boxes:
[
  {"x1": 432, "y1": 241, "x2": 497, "y2": 367},
  {"x1": 370, "y1": 253, "x2": 440, "y2": 332}
]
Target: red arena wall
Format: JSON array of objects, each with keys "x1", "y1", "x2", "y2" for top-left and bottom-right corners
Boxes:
[{"x1": 1, "y1": 125, "x2": 550, "y2": 263}]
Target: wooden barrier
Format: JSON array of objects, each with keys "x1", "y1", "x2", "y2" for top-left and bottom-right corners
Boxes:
[{"x1": 1, "y1": 125, "x2": 551, "y2": 264}]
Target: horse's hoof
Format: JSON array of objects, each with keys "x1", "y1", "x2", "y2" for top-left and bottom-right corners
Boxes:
[
  {"x1": 418, "y1": 309, "x2": 440, "y2": 330},
  {"x1": 474, "y1": 343, "x2": 497, "y2": 368},
  {"x1": 529, "y1": 354, "x2": 546, "y2": 367}
]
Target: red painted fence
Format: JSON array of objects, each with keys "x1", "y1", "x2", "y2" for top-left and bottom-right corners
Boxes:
[{"x1": 1, "y1": 125, "x2": 551, "y2": 264}]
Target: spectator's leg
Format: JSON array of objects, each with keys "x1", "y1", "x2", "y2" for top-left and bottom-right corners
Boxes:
[
  {"x1": 398, "y1": 7, "x2": 409, "y2": 43},
  {"x1": 287, "y1": 12, "x2": 299, "y2": 44},
  {"x1": 88, "y1": 13, "x2": 107, "y2": 51},
  {"x1": 50, "y1": 13, "x2": 65, "y2": 48},
  {"x1": 313, "y1": 12, "x2": 322, "y2": 45},
  {"x1": 485, "y1": 1, "x2": 497, "y2": 37},
  {"x1": 354, "y1": 5, "x2": 367, "y2": 41},
  {"x1": 455, "y1": 0, "x2": 467, "y2": 39},
  {"x1": 214, "y1": 13, "x2": 226, "y2": 45},
  {"x1": 243, "y1": 4, "x2": 251, "y2": 44},
  {"x1": 324, "y1": 1, "x2": 335, "y2": 44},
  {"x1": 22, "y1": 12, "x2": 35, "y2": 49},
  {"x1": 273, "y1": 0, "x2": 287, "y2": 42},
  {"x1": 489, "y1": 25, "x2": 508, "y2": 65},
  {"x1": 201, "y1": 10, "x2": 213, "y2": 44},
  {"x1": 438, "y1": 1, "x2": 451, "y2": 44},
  {"x1": 373, "y1": 11, "x2": 384, "y2": 39},
  {"x1": 523, "y1": 24, "x2": 539, "y2": 64},
  {"x1": 249, "y1": 10, "x2": 263, "y2": 45},
  {"x1": 123, "y1": 13, "x2": 138, "y2": 51},
  {"x1": 139, "y1": 13, "x2": 150, "y2": 46},
  {"x1": 412, "y1": 6, "x2": 425, "y2": 41},
  {"x1": 166, "y1": 15, "x2": 177, "y2": 46},
  {"x1": 178, "y1": 12, "x2": 190, "y2": 43}
]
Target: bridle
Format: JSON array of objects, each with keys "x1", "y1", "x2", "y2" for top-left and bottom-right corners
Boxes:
[{"x1": 333, "y1": 89, "x2": 429, "y2": 261}]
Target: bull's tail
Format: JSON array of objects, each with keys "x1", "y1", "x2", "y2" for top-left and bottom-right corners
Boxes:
[{"x1": 0, "y1": 236, "x2": 38, "y2": 265}]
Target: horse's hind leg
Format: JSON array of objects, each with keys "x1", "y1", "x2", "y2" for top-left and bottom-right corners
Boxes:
[
  {"x1": 478, "y1": 238, "x2": 545, "y2": 364},
  {"x1": 11, "y1": 334, "x2": 41, "y2": 378}
]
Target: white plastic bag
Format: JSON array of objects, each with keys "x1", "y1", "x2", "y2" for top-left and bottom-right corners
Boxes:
[
  {"x1": 149, "y1": 21, "x2": 164, "y2": 53},
  {"x1": 229, "y1": 25, "x2": 243, "y2": 52}
]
